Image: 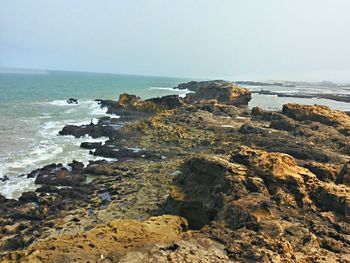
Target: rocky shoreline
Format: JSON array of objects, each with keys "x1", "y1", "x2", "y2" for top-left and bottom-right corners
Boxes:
[{"x1": 1, "y1": 80, "x2": 350, "y2": 262}]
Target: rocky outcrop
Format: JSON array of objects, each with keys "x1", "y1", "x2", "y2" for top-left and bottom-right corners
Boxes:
[
  {"x1": 165, "y1": 156, "x2": 247, "y2": 229},
  {"x1": 282, "y1": 103, "x2": 350, "y2": 130},
  {"x1": 97, "y1": 93, "x2": 183, "y2": 117},
  {"x1": 183, "y1": 80, "x2": 251, "y2": 105},
  {"x1": 164, "y1": 147, "x2": 350, "y2": 261},
  {"x1": 2, "y1": 87, "x2": 350, "y2": 262},
  {"x1": 176, "y1": 80, "x2": 227, "y2": 92},
  {"x1": 146, "y1": 95, "x2": 184, "y2": 109}
]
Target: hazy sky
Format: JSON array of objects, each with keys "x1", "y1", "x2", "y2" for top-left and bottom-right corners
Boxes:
[{"x1": 1, "y1": 0, "x2": 350, "y2": 81}]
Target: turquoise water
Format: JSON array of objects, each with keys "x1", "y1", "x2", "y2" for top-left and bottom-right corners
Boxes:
[{"x1": 1, "y1": 70, "x2": 350, "y2": 198}]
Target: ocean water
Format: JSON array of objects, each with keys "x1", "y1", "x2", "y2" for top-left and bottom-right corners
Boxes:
[
  {"x1": 1, "y1": 70, "x2": 350, "y2": 199},
  {"x1": 0, "y1": 71, "x2": 190, "y2": 198}
]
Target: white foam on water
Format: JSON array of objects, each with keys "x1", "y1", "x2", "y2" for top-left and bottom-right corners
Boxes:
[
  {"x1": 127, "y1": 147, "x2": 144, "y2": 153},
  {"x1": 64, "y1": 108, "x2": 76, "y2": 114},
  {"x1": 0, "y1": 99, "x2": 114, "y2": 199},
  {"x1": 89, "y1": 101, "x2": 108, "y2": 116},
  {"x1": 46, "y1": 100, "x2": 80, "y2": 106},
  {"x1": 147, "y1": 86, "x2": 193, "y2": 98},
  {"x1": 148, "y1": 86, "x2": 175, "y2": 90},
  {"x1": 0, "y1": 177, "x2": 36, "y2": 200}
]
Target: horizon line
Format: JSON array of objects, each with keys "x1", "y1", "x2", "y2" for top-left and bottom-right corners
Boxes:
[
  {"x1": 0, "y1": 66, "x2": 199, "y2": 81},
  {"x1": 0, "y1": 66, "x2": 349, "y2": 84}
]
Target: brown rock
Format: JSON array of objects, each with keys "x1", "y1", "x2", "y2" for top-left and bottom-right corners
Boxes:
[
  {"x1": 282, "y1": 103, "x2": 350, "y2": 129},
  {"x1": 309, "y1": 183, "x2": 350, "y2": 216},
  {"x1": 166, "y1": 155, "x2": 247, "y2": 229},
  {"x1": 12, "y1": 215, "x2": 187, "y2": 262},
  {"x1": 336, "y1": 161, "x2": 350, "y2": 186},
  {"x1": 252, "y1": 106, "x2": 285, "y2": 121},
  {"x1": 304, "y1": 162, "x2": 339, "y2": 182},
  {"x1": 231, "y1": 146, "x2": 317, "y2": 209},
  {"x1": 184, "y1": 81, "x2": 251, "y2": 105},
  {"x1": 118, "y1": 236, "x2": 230, "y2": 263}
]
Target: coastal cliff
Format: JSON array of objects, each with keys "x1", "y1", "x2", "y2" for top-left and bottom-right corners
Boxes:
[{"x1": 1, "y1": 81, "x2": 350, "y2": 262}]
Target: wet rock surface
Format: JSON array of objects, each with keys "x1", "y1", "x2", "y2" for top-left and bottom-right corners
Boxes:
[{"x1": 1, "y1": 81, "x2": 350, "y2": 262}]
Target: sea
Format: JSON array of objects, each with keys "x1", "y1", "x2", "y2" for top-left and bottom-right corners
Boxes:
[{"x1": 1, "y1": 70, "x2": 350, "y2": 199}]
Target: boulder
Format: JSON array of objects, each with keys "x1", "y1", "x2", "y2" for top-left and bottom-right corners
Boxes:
[
  {"x1": 68, "y1": 160, "x2": 84, "y2": 171},
  {"x1": 184, "y1": 81, "x2": 251, "y2": 106},
  {"x1": 18, "y1": 192, "x2": 38, "y2": 203}
]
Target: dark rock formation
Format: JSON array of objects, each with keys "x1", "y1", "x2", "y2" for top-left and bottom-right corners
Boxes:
[
  {"x1": 59, "y1": 123, "x2": 119, "y2": 139},
  {"x1": 34, "y1": 166, "x2": 86, "y2": 186},
  {"x1": 68, "y1": 160, "x2": 84, "y2": 171},
  {"x1": 0, "y1": 175, "x2": 9, "y2": 182},
  {"x1": 26, "y1": 163, "x2": 63, "y2": 178},
  {"x1": 67, "y1": 98, "x2": 78, "y2": 104},
  {"x1": 80, "y1": 142, "x2": 102, "y2": 149},
  {"x1": 18, "y1": 192, "x2": 38, "y2": 203}
]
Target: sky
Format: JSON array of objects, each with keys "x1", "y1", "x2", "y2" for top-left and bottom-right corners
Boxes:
[{"x1": 1, "y1": 0, "x2": 350, "y2": 81}]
